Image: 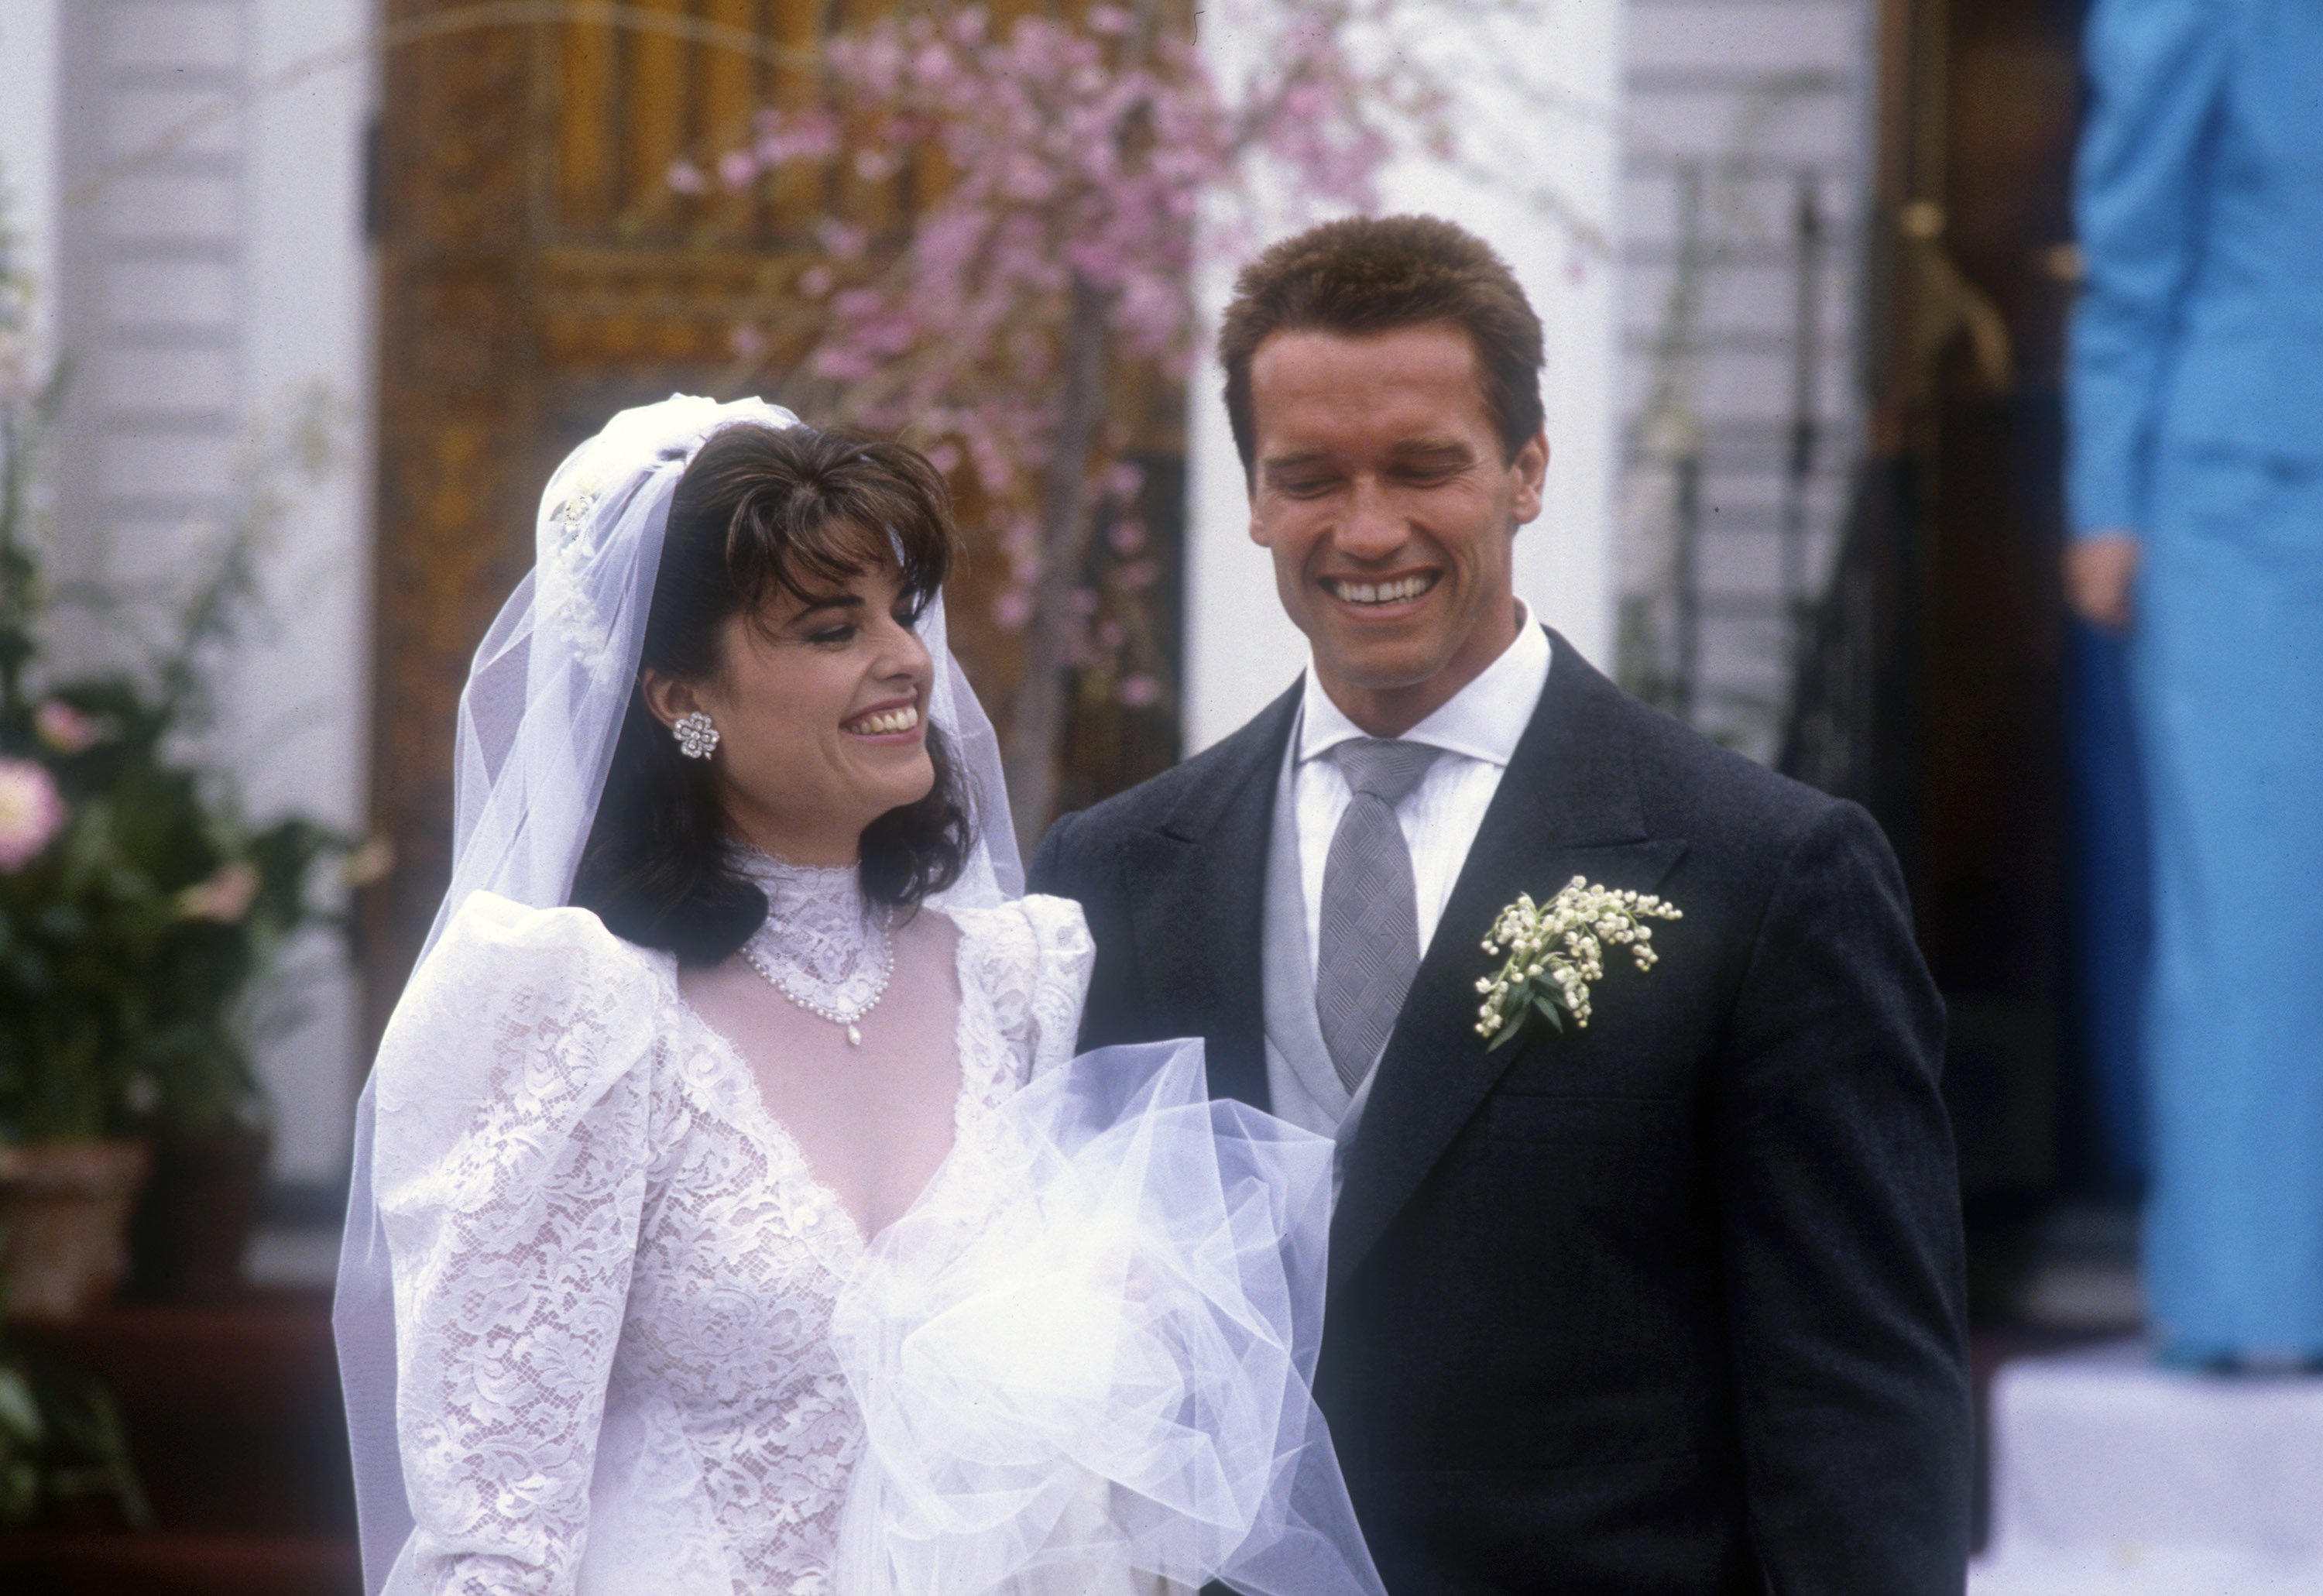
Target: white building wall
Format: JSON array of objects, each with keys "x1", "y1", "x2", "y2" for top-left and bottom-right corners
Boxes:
[
  {"x1": 0, "y1": 1, "x2": 64, "y2": 361},
  {"x1": 41, "y1": 0, "x2": 376, "y2": 1188},
  {"x1": 1182, "y1": 2, "x2": 1625, "y2": 754},
  {"x1": 1616, "y1": 0, "x2": 1882, "y2": 760}
]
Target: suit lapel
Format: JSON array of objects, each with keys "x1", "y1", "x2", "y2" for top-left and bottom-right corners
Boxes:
[
  {"x1": 1125, "y1": 683, "x2": 1300, "y2": 1111},
  {"x1": 1329, "y1": 633, "x2": 1688, "y2": 1293}
]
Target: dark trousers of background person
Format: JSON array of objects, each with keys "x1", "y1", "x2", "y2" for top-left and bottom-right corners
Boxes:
[{"x1": 2068, "y1": 620, "x2": 2150, "y2": 1198}]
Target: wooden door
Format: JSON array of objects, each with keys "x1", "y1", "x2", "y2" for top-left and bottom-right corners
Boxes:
[
  {"x1": 1788, "y1": 0, "x2": 2089, "y2": 1268},
  {"x1": 1920, "y1": 0, "x2": 2088, "y2": 1230},
  {"x1": 364, "y1": 1, "x2": 1184, "y2": 1033}
]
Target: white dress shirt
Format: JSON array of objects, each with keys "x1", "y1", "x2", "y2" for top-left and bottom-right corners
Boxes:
[{"x1": 1291, "y1": 608, "x2": 1554, "y2": 983}]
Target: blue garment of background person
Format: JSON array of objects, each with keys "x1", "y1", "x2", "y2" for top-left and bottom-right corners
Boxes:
[{"x1": 2068, "y1": 0, "x2": 2323, "y2": 1361}]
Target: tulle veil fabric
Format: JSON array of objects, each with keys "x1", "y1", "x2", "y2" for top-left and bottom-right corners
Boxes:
[
  {"x1": 332, "y1": 395, "x2": 1384, "y2": 1596},
  {"x1": 829, "y1": 1039, "x2": 1382, "y2": 1596}
]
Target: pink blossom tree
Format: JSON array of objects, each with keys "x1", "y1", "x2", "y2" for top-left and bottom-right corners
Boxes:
[{"x1": 683, "y1": 0, "x2": 1560, "y2": 842}]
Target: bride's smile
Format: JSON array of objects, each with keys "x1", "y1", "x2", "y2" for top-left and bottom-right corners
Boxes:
[{"x1": 841, "y1": 698, "x2": 922, "y2": 739}]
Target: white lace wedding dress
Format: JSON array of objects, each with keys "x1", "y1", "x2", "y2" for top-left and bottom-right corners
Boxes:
[{"x1": 370, "y1": 865, "x2": 1093, "y2": 1595}]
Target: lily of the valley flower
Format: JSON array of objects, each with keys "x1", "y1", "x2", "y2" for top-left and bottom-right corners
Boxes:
[
  {"x1": 1474, "y1": 877, "x2": 1683, "y2": 1049},
  {"x1": 0, "y1": 758, "x2": 65, "y2": 870}
]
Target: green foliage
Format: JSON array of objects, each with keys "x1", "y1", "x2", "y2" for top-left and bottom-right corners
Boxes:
[
  {"x1": 0, "y1": 1210, "x2": 149, "y2": 1530},
  {"x1": 0, "y1": 1338, "x2": 150, "y2": 1531},
  {"x1": 0, "y1": 692, "x2": 350, "y2": 1138}
]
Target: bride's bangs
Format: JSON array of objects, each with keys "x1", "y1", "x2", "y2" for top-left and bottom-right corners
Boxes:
[{"x1": 704, "y1": 427, "x2": 959, "y2": 622}]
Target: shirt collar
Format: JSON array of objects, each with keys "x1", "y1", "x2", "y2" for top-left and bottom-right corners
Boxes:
[{"x1": 1297, "y1": 602, "x2": 1552, "y2": 771}]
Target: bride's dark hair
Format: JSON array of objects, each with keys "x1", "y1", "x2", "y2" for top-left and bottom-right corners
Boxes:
[{"x1": 572, "y1": 422, "x2": 973, "y2": 963}]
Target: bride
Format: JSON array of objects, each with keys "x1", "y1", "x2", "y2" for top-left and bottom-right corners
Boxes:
[{"x1": 331, "y1": 396, "x2": 1382, "y2": 1596}]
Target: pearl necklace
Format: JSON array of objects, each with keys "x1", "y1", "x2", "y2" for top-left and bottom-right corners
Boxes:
[
  {"x1": 729, "y1": 847, "x2": 895, "y2": 1046},
  {"x1": 741, "y1": 925, "x2": 894, "y2": 1046}
]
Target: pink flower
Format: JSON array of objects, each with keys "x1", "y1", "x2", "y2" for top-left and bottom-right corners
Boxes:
[
  {"x1": 992, "y1": 587, "x2": 1036, "y2": 630},
  {"x1": 756, "y1": 119, "x2": 842, "y2": 166},
  {"x1": 1100, "y1": 462, "x2": 1145, "y2": 505},
  {"x1": 0, "y1": 759, "x2": 66, "y2": 871},
  {"x1": 815, "y1": 220, "x2": 870, "y2": 261},
  {"x1": 811, "y1": 346, "x2": 877, "y2": 384},
  {"x1": 912, "y1": 43, "x2": 955, "y2": 86},
  {"x1": 667, "y1": 160, "x2": 709, "y2": 196},
  {"x1": 1117, "y1": 674, "x2": 1163, "y2": 709},
  {"x1": 33, "y1": 701, "x2": 99, "y2": 754},
  {"x1": 717, "y1": 149, "x2": 759, "y2": 191},
  {"x1": 177, "y1": 860, "x2": 260, "y2": 924}
]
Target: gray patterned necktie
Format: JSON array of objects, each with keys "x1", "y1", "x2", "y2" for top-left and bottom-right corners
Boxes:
[{"x1": 1316, "y1": 737, "x2": 1443, "y2": 1093}]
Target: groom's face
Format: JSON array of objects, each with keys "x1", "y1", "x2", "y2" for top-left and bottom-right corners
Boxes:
[{"x1": 1247, "y1": 321, "x2": 1547, "y2": 734}]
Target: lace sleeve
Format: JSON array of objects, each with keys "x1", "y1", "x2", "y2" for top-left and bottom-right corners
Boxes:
[
  {"x1": 1016, "y1": 894, "x2": 1095, "y2": 1078},
  {"x1": 369, "y1": 894, "x2": 667, "y2": 1596},
  {"x1": 958, "y1": 894, "x2": 1095, "y2": 1081}
]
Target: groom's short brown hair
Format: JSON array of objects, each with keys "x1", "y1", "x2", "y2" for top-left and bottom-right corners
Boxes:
[{"x1": 1219, "y1": 215, "x2": 1546, "y2": 482}]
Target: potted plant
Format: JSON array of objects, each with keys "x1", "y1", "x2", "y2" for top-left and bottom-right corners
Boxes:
[
  {"x1": 13, "y1": 672, "x2": 353, "y2": 1303},
  {"x1": 0, "y1": 1259, "x2": 149, "y2": 1528},
  {"x1": 0, "y1": 200, "x2": 355, "y2": 1315}
]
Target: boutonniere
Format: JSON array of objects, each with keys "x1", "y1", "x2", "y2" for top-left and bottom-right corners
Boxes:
[{"x1": 1474, "y1": 876, "x2": 1683, "y2": 1050}]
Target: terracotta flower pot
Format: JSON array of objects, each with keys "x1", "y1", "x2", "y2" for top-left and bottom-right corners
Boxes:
[
  {"x1": 130, "y1": 1124, "x2": 272, "y2": 1301},
  {"x1": 0, "y1": 1140, "x2": 151, "y2": 1322}
]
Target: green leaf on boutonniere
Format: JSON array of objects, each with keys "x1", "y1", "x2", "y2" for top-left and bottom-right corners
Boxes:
[{"x1": 1487, "y1": 990, "x2": 1568, "y2": 1051}]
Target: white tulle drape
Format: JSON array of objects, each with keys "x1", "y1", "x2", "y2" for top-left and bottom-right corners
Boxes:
[{"x1": 829, "y1": 1039, "x2": 1381, "y2": 1596}]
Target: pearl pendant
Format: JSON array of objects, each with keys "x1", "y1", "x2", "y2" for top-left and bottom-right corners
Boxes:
[{"x1": 846, "y1": 1022, "x2": 863, "y2": 1046}]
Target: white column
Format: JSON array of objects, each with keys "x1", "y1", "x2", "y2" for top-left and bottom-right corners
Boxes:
[
  {"x1": 1182, "y1": 2, "x2": 1625, "y2": 753},
  {"x1": 234, "y1": 0, "x2": 376, "y2": 1188},
  {"x1": 43, "y1": 0, "x2": 376, "y2": 1189}
]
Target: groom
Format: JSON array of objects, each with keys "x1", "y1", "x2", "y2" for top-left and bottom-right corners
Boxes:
[{"x1": 1029, "y1": 217, "x2": 1972, "y2": 1593}]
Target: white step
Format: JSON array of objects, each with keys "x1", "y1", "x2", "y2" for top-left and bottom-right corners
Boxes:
[{"x1": 1971, "y1": 1340, "x2": 2323, "y2": 1594}]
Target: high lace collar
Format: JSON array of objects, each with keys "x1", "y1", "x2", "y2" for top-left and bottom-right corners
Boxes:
[{"x1": 730, "y1": 846, "x2": 891, "y2": 1014}]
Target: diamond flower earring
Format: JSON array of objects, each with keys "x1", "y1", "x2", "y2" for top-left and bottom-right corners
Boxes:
[{"x1": 673, "y1": 712, "x2": 720, "y2": 760}]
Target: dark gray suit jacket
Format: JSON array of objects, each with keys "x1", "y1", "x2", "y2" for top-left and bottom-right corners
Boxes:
[{"x1": 1028, "y1": 630, "x2": 1972, "y2": 1595}]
